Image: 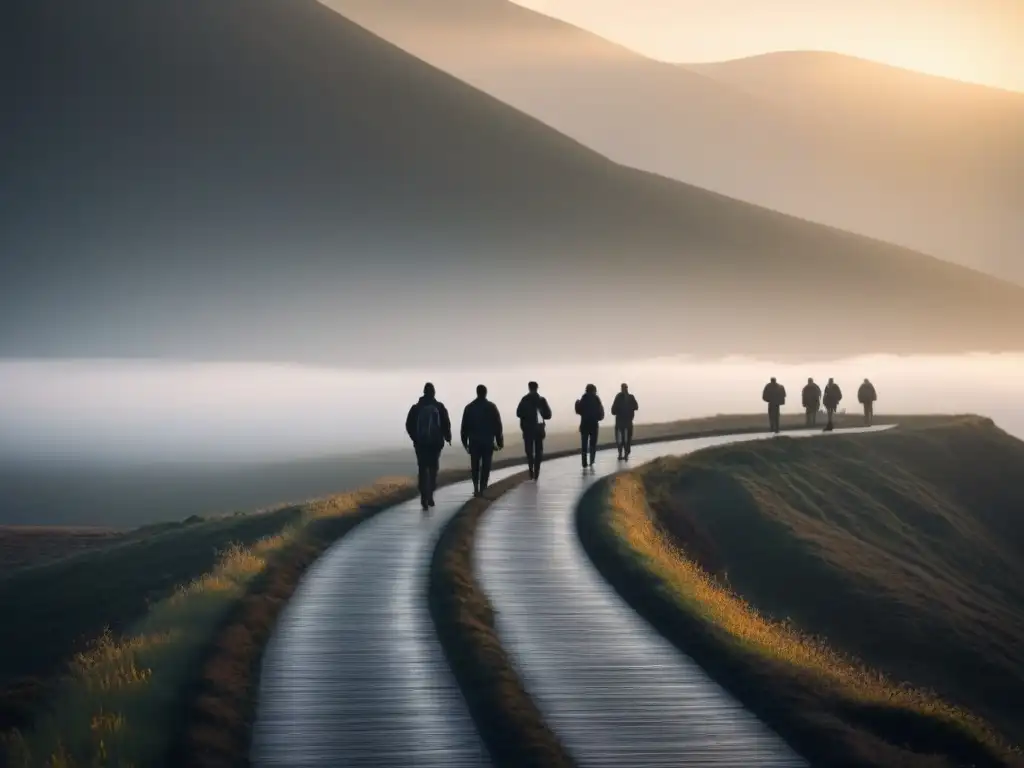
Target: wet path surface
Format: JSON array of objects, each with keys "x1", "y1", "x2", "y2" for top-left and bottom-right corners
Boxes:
[
  {"x1": 252, "y1": 467, "x2": 518, "y2": 767},
  {"x1": 476, "y1": 427, "x2": 888, "y2": 767}
]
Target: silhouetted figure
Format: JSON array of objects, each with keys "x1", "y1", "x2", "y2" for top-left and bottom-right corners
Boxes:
[
  {"x1": 405, "y1": 382, "x2": 452, "y2": 511},
  {"x1": 762, "y1": 377, "x2": 786, "y2": 434},
  {"x1": 611, "y1": 383, "x2": 639, "y2": 460},
  {"x1": 857, "y1": 378, "x2": 877, "y2": 426},
  {"x1": 516, "y1": 381, "x2": 552, "y2": 480},
  {"x1": 822, "y1": 378, "x2": 842, "y2": 431},
  {"x1": 461, "y1": 384, "x2": 504, "y2": 497},
  {"x1": 575, "y1": 384, "x2": 605, "y2": 468},
  {"x1": 802, "y1": 377, "x2": 822, "y2": 428}
]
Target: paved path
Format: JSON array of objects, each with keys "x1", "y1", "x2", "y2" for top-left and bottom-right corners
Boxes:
[
  {"x1": 253, "y1": 426, "x2": 889, "y2": 767},
  {"x1": 476, "y1": 427, "x2": 889, "y2": 767},
  {"x1": 251, "y1": 467, "x2": 517, "y2": 767}
]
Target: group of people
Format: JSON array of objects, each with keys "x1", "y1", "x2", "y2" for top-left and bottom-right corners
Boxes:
[
  {"x1": 762, "y1": 376, "x2": 878, "y2": 433},
  {"x1": 403, "y1": 376, "x2": 878, "y2": 512},
  {"x1": 403, "y1": 381, "x2": 638, "y2": 512}
]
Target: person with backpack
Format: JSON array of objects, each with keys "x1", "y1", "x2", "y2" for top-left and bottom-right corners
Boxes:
[
  {"x1": 516, "y1": 381, "x2": 552, "y2": 480},
  {"x1": 801, "y1": 377, "x2": 822, "y2": 428},
  {"x1": 575, "y1": 384, "x2": 605, "y2": 469},
  {"x1": 857, "y1": 378, "x2": 877, "y2": 426},
  {"x1": 762, "y1": 377, "x2": 786, "y2": 434},
  {"x1": 610, "y1": 383, "x2": 639, "y2": 460},
  {"x1": 822, "y1": 377, "x2": 843, "y2": 431},
  {"x1": 460, "y1": 384, "x2": 504, "y2": 497},
  {"x1": 405, "y1": 382, "x2": 452, "y2": 511}
]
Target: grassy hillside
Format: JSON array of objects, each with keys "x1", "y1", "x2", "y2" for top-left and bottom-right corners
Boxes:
[
  {"x1": 581, "y1": 417, "x2": 1024, "y2": 765},
  {"x1": 329, "y1": 0, "x2": 1023, "y2": 285},
  {"x1": 4, "y1": 0, "x2": 1024, "y2": 366}
]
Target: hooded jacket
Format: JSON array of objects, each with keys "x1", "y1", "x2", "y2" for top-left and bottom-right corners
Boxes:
[
  {"x1": 575, "y1": 392, "x2": 605, "y2": 432},
  {"x1": 405, "y1": 396, "x2": 452, "y2": 447}
]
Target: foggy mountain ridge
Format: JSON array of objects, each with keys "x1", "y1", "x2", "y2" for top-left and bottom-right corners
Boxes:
[
  {"x1": 2, "y1": 0, "x2": 1024, "y2": 368},
  {"x1": 327, "y1": 0, "x2": 1024, "y2": 286}
]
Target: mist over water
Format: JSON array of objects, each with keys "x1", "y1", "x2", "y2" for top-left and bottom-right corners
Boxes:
[{"x1": 2, "y1": 354, "x2": 1022, "y2": 465}]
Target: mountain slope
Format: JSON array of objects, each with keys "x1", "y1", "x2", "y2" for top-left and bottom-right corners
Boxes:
[
  {"x1": 2, "y1": 0, "x2": 1024, "y2": 367},
  {"x1": 326, "y1": 0, "x2": 1024, "y2": 285}
]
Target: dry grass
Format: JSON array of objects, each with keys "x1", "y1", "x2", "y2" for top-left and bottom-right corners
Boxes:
[
  {"x1": 1, "y1": 479, "x2": 413, "y2": 768},
  {"x1": 0, "y1": 413, "x2": 961, "y2": 767},
  {"x1": 579, "y1": 417, "x2": 1024, "y2": 767},
  {"x1": 428, "y1": 472, "x2": 575, "y2": 768}
]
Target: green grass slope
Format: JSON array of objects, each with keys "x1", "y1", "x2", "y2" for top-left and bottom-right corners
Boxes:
[{"x1": 598, "y1": 416, "x2": 1024, "y2": 764}]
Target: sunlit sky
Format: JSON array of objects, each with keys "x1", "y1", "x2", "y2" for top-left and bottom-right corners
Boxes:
[{"x1": 513, "y1": 0, "x2": 1024, "y2": 92}]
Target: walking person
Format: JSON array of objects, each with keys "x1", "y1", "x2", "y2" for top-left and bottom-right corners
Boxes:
[
  {"x1": 822, "y1": 377, "x2": 843, "y2": 431},
  {"x1": 802, "y1": 377, "x2": 822, "y2": 428},
  {"x1": 516, "y1": 381, "x2": 552, "y2": 480},
  {"x1": 857, "y1": 378, "x2": 877, "y2": 427},
  {"x1": 575, "y1": 384, "x2": 605, "y2": 469},
  {"x1": 762, "y1": 376, "x2": 787, "y2": 434},
  {"x1": 405, "y1": 382, "x2": 452, "y2": 512},
  {"x1": 611, "y1": 383, "x2": 639, "y2": 460},
  {"x1": 461, "y1": 384, "x2": 504, "y2": 497}
]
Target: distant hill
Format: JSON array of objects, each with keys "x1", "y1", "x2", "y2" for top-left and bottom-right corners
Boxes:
[
  {"x1": 328, "y1": 0, "x2": 1024, "y2": 285},
  {"x1": 3, "y1": 0, "x2": 1024, "y2": 367}
]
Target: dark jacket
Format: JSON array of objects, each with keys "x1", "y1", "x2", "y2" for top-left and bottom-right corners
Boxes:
[
  {"x1": 762, "y1": 382, "x2": 786, "y2": 407},
  {"x1": 461, "y1": 397, "x2": 504, "y2": 450},
  {"x1": 516, "y1": 392, "x2": 552, "y2": 434},
  {"x1": 823, "y1": 383, "x2": 843, "y2": 410},
  {"x1": 857, "y1": 382, "x2": 877, "y2": 404},
  {"x1": 575, "y1": 392, "x2": 605, "y2": 432},
  {"x1": 405, "y1": 396, "x2": 452, "y2": 448},
  {"x1": 802, "y1": 382, "x2": 822, "y2": 410},
  {"x1": 611, "y1": 392, "x2": 639, "y2": 425}
]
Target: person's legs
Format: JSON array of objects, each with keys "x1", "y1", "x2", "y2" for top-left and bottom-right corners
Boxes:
[
  {"x1": 588, "y1": 426, "x2": 599, "y2": 466},
  {"x1": 865, "y1": 402, "x2": 873, "y2": 426},
  {"x1": 480, "y1": 447, "x2": 494, "y2": 491},
  {"x1": 805, "y1": 408, "x2": 813, "y2": 428},
  {"x1": 769, "y1": 405, "x2": 780, "y2": 433},
  {"x1": 414, "y1": 445, "x2": 429, "y2": 509},
  {"x1": 534, "y1": 435, "x2": 545, "y2": 479},
  {"x1": 470, "y1": 446, "x2": 483, "y2": 495},
  {"x1": 580, "y1": 431, "x2": 589, "y2": 467},
  {"x1": 427, "y1": 447, "x2": 441, "y2": 505},
  {"x1": 624, "y1": 422, "x2": 634, "y2": 457},
  {"x1": 826, "y1": 407, "x2": 835, "y2": 430},
  {"x1": 615, "y1": 424, "x2": 625, "y2": 459},
  {"x1": 523, "y1": 432, "x2": 536, "y2": 478}
]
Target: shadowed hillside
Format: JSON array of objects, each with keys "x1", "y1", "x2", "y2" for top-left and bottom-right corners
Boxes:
[
  {"x1": 637, "y1": 418, "x2": 1024, "y2": 750},
  {"x1": 4, "y1": 0, "x2": 1024, "y2": 367},
  {"x1": 329, "y1": 0, "x2": 1024, "y2": 285}
]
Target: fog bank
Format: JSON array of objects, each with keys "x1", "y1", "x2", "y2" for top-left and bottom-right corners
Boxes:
[{"x1": 1, "y1": 354, "x2": 1022, "y2": 465}]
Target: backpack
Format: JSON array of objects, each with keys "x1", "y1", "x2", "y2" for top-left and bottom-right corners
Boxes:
[{"x1": 415, "y1": 402, "x2": 442, "y2": 445}]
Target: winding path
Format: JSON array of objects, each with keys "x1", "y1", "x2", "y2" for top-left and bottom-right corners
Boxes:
[
  {"x1": 476, "y1": 427, "x2": 888, "y2": 767},
  {"x1": 253, "y1": 426, "x2": 888, "y2": 767},
  {"x1": 251, "y1": 467, "x2": 517, "y2": 767}
]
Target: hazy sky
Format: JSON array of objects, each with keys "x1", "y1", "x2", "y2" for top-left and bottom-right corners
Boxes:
[{"x1": 513, "y1": 0, "x2": 1024, "y2": 92}]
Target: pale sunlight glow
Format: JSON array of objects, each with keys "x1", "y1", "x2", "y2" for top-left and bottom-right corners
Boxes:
[{"x1": 512, "y1": 0, "x2": 1024, "y2": 92}]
